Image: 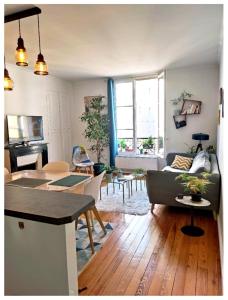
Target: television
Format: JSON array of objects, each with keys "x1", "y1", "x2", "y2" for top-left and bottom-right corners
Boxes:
[{"x1": 7, "y1": 115, "x2": 44, "y2": 145}]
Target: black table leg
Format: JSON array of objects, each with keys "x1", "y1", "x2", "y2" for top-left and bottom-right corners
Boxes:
[{"x1": 181, "y1": 207, "x2": 204, "y2": 237}]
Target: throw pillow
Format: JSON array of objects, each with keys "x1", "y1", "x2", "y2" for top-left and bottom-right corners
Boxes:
[
  {"x1": 171, "y1": 155, "x2": 193, "y2": 170},
  {"x1": 189, "y1": 153, "x2": 211, "y2": 173}
]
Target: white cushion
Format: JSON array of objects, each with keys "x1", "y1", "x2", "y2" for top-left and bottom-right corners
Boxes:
[{"x1": 162, "y1": 166, "x2": 189, "y2": 173}]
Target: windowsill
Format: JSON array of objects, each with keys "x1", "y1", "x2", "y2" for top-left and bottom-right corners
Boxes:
[{"x1": 117, "y1": 153, "x2": 164, "y2": 159}]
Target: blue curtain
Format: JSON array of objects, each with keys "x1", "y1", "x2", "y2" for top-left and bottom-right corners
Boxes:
[{"x1": 107, "y1": 78, "x2": 118, "y2": 167}]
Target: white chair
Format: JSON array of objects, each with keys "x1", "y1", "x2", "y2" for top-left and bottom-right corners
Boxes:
[
  {"x1": 75, "y1": 171, "x2": 107, "y2": 254},
  {"x1": 72, "y1": 145, "x2": 94, "y2": 174},
  {"x1": 42, "y1": 161, "x2": 70, "y2": 172}
]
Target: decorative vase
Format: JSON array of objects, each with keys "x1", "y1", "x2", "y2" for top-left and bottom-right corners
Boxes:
[
  {"x1": 106, "y1": 172, "x2": 113, "y2": 183},
  {"x1": 93, "y1": 163, "x2": 105, "y2": 176},
  {"x1": 191, "y1": 193, "x2": 202, "y2": 202}
]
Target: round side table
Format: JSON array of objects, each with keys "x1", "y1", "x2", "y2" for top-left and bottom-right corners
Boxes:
[{"x1": 175, "y1": 196, "x2": 211, "y2": 237}]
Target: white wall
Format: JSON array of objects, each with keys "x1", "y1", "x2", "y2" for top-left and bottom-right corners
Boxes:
[
  {"x1": 165, "y1": 64, "x2": 219, "y2": 154},
  {"x1": 71, "y1": 79, "x2": 109, "y2": 164},
  {"x1": 217, "y1": 37, "x2": 224, "y2": 278},
  {"x1": 4, "y1": 64, "x2": 74, "y2": 164}
]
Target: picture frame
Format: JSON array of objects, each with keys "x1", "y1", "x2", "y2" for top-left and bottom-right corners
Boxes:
[
  {"x1": 220, "y1": 87, "x2": 224, "y2": 118},
  {"x1": 173, "y1": 114, "x2": 187, "y2": 129},
  {"x1": 180, "y1": 99, "x2": 201, "y2": 115}
]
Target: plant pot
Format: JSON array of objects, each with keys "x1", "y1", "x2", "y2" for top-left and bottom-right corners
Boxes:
[
  {"x1": 106, "y1": 172, "x2": 113, "y2": 183},
  {"x1": 191, "y1": 193, "x2": 202, "y2": 202},
  {"x1": 93, "y1": 163, "x2": 105, "y2": 176}
]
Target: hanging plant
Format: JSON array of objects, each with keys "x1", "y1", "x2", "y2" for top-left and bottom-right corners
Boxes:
[{"x1": 170, "y1": 90, "x2": 193, "y2": 105}]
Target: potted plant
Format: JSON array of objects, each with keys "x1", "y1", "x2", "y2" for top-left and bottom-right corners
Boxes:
[
  {"x1": 133, "y1": 168, "x2": 144, "y2": 176},
  {"x1": 170, "y1": 90, "x2": 193, "y2": 116},
  {"x1": 81, "y1": 96, "x2": 109, "y2": 176},
  {"x1": 175, "y1": 173, "x2": 212, "y2": 202},
  {"x1": 105, "y1": 165, "x2": 115, "y2": 182},
  {"x1": 142, "y1": 136, "x2": 154, "y2": 154},
  {"x1": 119, "y1": 139, "x2": 127, "y2": 152},
  {"x1": 116, "y1": 168, "x2": 123, "y2": 179}
]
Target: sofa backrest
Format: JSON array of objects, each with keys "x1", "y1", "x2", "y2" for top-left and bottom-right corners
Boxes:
[{"x1": 166, "y1": 152, "x2": 196, "y2": 166}]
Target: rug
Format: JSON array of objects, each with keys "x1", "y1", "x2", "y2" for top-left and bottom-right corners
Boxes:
[
  {"x1": 96, "y1": 179, "x2": 150, "y2": 215},
  {"x1": 76, "y1": 218, "x2": 114, "y2": 274}
]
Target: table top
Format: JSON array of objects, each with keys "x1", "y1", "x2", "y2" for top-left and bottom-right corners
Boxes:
[
  {"x1": 5, "y1": 170, "x2": 92, "y2": 192},
  {"x1": 5, "y1": 185, "x2": 95, "y2": 225},
  {"x1": 175, "y1": 196, "x2": 211, "y2": 207}
]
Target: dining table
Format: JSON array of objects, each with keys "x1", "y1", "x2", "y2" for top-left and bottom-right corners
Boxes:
[{"x1": 4, "y1": 169, "x2": 93, "y2": 194}]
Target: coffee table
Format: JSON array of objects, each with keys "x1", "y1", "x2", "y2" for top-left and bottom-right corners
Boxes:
[
  {"x1": 175, "y1": 196, "x2": 210, "y2": 237},
  {"x1": 111, "y1": 175, "x2": 134, "y2": 203}
]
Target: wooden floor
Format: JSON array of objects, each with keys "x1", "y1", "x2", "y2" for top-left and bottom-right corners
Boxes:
[{"x1": 78, "y1": 205, "x2": 222, "y2": 296}]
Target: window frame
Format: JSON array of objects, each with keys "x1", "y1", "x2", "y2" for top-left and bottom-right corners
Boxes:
[{"x1": 115, "y1": 73, "x2": 165, "y2": 156}]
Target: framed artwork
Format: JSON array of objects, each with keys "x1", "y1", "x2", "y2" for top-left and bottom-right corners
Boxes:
[
  {"x1": 173, "y1": 114, "x2": 187, "y2": 129},
  {"x1": 220, "y1": 87, "x2": 224, "y2": 118},
  {"x1": 180, "y1": 99, "x2": 201, "y2": 115}
]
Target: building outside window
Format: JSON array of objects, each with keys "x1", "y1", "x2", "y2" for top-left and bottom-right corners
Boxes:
[{"x1": 115, "y1": 73, "x2": 164, "y2": 156}]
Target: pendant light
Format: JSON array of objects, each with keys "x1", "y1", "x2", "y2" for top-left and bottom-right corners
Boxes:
[
  {"x1": 15, "y1": 19, "x2": 28, "y2": 66},
  {"x1": 34, "y1": 15, "x2": 48, "y2": 75},
  {"x1": 4, "y1": 57, "x2": 14, "y2": 91}
]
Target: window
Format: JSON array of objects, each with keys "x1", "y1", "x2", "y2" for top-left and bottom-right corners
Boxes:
[{"x1": 115, "y1": 73, "x2": 164, "y2": 156}]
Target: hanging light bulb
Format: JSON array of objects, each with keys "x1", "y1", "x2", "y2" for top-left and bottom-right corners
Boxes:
[
  {"x1": 15, "y1": 19, "x2": 28, "y2": 66},
  {"x1": 4, "y1": 57, "x2": 14, "y2": 91},
  {"x1": 34, "y1": 15, "x2": 48, "y2": 75}
]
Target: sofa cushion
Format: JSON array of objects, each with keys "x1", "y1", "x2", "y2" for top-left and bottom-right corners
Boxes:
[
  {"x1": 171, "y1": 155, "x2": 193, "y2": 170},
  {"x1": 162, "y1": 166, "x2": 189, "y2": 173},
  {"x1": 189, "y1": 151, "x2": 211, "y2": 173}
]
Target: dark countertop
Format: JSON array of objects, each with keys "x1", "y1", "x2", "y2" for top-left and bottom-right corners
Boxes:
[{"x1": 5, "y1": 186, "x2": 95, "y2": 225}]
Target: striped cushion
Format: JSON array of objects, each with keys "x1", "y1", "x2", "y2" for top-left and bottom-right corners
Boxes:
[{"x1": 171, "y1": 155, "x2": 193, "y2": 170}]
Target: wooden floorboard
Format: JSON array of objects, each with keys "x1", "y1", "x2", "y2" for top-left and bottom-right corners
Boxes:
[{"x1": 78, "y1": 205, "x2": 222, "y2": 296}]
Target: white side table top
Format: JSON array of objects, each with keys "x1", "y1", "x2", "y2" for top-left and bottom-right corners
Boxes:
[{"x1": 175, "y1": 196, "x2": 211, "y2": 207}]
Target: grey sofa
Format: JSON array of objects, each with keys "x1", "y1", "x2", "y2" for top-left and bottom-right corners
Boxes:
[{"x1": 146, "y1": 152, "x2": 221, "y2": 214}]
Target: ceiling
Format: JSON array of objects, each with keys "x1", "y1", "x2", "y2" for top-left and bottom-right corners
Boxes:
[{"x1": 4, "y1": 4, "x2": 223, "y2": 81}]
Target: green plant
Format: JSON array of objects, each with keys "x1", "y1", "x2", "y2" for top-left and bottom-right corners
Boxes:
[
  {"x1": 142, "y1": 136, "x2": 154, "y2": 149},
  {"x1": 185, "y1": 143, "x2": 196, "y2": 154},
  {"x1": 119, "y1": 139, "x2": 127, "y2": 150},
  {"x1": 206, "y1": 145, "x2": 216, "y2": 154},
  {"x1": 170, "y1": 90, "x2": 193, "y2": 105},
  {"x1": 133, "y1": 168, "x2": 144, "y2": 175},
  {"x1": 104, "y1": 165, "x2": 115, "y2": 174},
  {"x1": 175, "y1": 173, "x2": 212, "y2": 195},
  {"x1": 81, "y1": 96, "x2": 109, "y2": 163}
]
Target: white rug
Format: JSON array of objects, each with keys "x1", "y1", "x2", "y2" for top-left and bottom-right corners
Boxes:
[{"x1": 96, "y1": 180, "x2": 150, "y2": 215}]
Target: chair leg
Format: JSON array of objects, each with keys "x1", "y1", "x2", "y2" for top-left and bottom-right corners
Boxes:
[
  {"x1": 91, "y1": 207, "x2": 106, "y2": 235},
  {"x1": 75, "y1": 218, "x2": 78, "y2": 230},
  {"x1": 90, "y1": 210, "x2": 94, "y2": 229},
  {"x1": 84, "y1": 211, "x2": 95, "y2": 254}
]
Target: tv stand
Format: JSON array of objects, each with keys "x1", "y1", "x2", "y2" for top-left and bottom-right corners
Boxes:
[{"x1": 4, "y1": 143, "x2": 48, "y2": 173}]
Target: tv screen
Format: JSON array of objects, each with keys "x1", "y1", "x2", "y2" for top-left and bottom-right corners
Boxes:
[{"x1": 7, "y1": 115, "x2": 44, "y2": 144}]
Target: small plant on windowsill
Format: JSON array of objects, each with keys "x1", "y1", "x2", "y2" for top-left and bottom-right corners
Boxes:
[
  {"x1": 175, "y1": 172, "x2": 213, "y2": 202},
  {"x1": 119, "y1": 139, "x2": 127, "y2": 152},
  {"x1": 142, "y1": 136, "x2": 155, "y2": 154}
]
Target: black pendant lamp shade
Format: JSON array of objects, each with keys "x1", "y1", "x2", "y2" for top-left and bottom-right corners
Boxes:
[
  {"x1": 34, "y1": 15, "x2": 48, "y2": 75},
  {"x1": 4, "y1": 58, "x2": 14, "y2": 91},
  {"x1": 15, "y1": 20, "x2": 28, "y2": 66}
]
